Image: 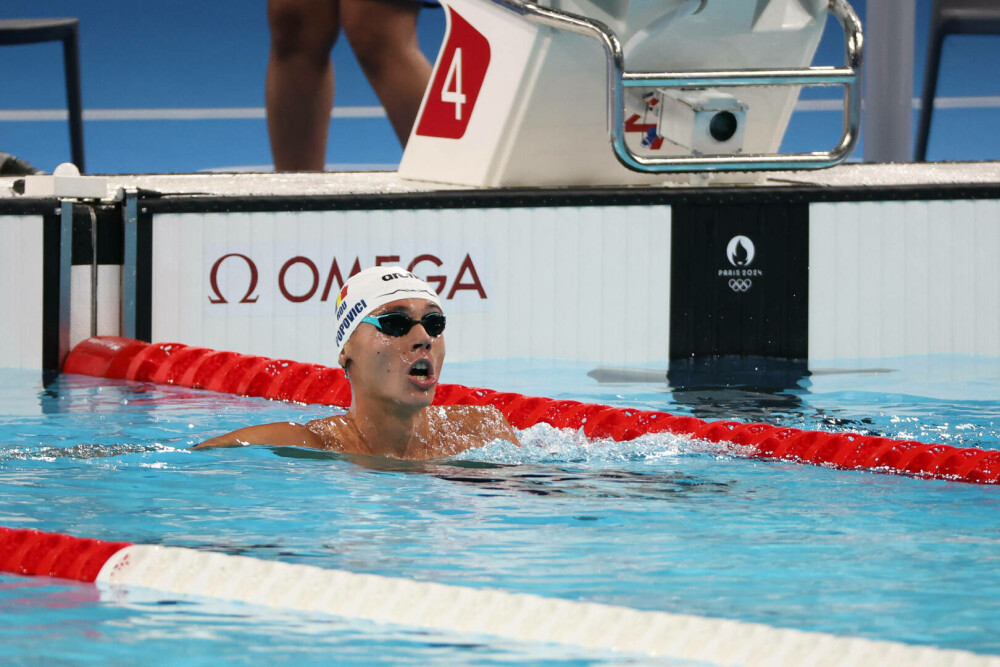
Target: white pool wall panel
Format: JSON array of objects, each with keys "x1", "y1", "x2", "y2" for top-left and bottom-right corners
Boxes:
[
  {"x1": 809, "y1": 200, "x2": 1000, "y2": 359},
  {"x1": 69, "y1": 265, "x2": 121, "y2": 351},
  {"x1": 0, "y1": 215, "x2": 44, "y2": 369},
  {"x1": 152, "y1": 206, "x2": 672, "y2": 366}
]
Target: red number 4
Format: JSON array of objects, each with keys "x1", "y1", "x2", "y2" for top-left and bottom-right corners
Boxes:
[{"x1": 416, "y1": 9, "x2": 490, "y2": 139}]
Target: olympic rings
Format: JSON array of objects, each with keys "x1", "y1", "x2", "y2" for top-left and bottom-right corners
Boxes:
[{"x1": 728, "y1": 278, "x2": 752, "y2": 293}]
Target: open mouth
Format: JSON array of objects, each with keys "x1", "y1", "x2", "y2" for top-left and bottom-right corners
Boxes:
[{"x1": 409, "y1": 360, "x2": 431, "y2": 378}]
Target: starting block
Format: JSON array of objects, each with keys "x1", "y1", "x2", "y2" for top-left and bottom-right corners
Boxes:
[{"x1": 399, "y1": 0, "x2": 863, "y2": 187}]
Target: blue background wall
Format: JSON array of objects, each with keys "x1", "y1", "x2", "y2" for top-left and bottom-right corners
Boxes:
[{"x1": 2, "y1": 0, "x2": 998, "y2": 173}]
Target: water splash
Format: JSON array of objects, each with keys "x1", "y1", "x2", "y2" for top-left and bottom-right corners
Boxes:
[
  {"x1": 0, "y1": 442, "x2": 185, "y2": 462},
  {"x1": 457, "y1": 423, "x2": 722, "y2": 466}
]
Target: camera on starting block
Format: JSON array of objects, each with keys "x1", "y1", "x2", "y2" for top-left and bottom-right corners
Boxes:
[{"x1": 655, "y1": 89, "x2": 747, "y2": 156}]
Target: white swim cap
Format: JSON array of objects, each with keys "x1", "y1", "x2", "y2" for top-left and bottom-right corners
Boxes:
[{"x1": 334, "y1": 266, "x2": 442, "y2": 351}]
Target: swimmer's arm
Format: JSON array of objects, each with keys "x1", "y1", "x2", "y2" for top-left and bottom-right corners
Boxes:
[{"x1": 192, "y1": 422, "x2": 324, "y2": 450}]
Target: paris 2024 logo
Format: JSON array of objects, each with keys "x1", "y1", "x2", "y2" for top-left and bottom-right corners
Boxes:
[{"x1": 718, "y1": 235, "x2": 762, "y2": 293}]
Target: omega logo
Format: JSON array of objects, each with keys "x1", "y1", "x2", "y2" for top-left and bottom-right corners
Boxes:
[
  {"x1": 208, "y1": 253, "x2": 259, "y2": 304},
  {"x1": 208, "y1": 253, "x2": 487, "y2": 305}
]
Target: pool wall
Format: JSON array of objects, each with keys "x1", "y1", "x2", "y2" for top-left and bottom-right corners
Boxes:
[
  {"x1": 810, "y1": 199, "x2": 1000, "y2": 358},
  {"x1": 0, "y1": 213, "x2": 46, "y2": 369},
  {"x1": 0, "y1": 164, "x2": 998, "y2": 371}
]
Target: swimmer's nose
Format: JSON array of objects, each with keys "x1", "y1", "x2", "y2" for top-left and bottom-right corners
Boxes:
[{"x1": 409, "y1": 324, "x2": 433, "y2": 349}]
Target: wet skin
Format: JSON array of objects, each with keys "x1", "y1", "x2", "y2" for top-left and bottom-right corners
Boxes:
[{"x1": 194, "y1": 299, "x2": 519, "y2": 459}]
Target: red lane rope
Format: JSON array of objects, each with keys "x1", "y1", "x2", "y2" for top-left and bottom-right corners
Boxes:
[
  {"x1": 64, "y1": 337, "x2": 1000, "y2": 485},
  {"x1": 0, "y1": 526, "x2": 130, "y2": 582}
]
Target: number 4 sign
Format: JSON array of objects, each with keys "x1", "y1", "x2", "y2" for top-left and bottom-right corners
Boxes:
[{"x1": 415, "y1": 9, "x2": 490, "y2": 139}]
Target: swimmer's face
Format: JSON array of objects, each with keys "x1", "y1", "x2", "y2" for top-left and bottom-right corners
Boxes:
[{"x1": 339, "y1": 298, "x2": 445, "y2": 410}]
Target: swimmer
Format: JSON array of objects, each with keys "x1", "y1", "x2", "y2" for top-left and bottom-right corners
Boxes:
[{"x1": 194, "y1": 266, "x2": 520, "y2": 458}]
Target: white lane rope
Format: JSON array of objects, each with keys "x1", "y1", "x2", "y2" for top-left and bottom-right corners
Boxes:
[{"x1": 99, "y1": 545, "x2": 1000, "y2": 666}]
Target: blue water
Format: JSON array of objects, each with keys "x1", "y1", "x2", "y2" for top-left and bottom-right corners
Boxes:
[{"x1": 1, "y1": 356, "x2": 1000, "y2": 663}]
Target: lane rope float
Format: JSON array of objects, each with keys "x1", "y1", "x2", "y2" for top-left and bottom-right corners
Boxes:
[
  {"x1": 2, "y1": 526, "x2": 998, "y2": 666},
  {"x1": 63, "y1": 336, "x2": 1000, "y2": 484}
]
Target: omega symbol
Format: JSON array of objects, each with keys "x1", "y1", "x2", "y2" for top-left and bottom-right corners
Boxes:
[{"x1": 208, "y1": 253, "x2": 260, "y2": 304}]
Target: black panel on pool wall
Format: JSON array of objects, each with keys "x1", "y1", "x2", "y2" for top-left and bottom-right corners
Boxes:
[{"x1": 669, "y1": 203, "x2": 809, "y2": 360}]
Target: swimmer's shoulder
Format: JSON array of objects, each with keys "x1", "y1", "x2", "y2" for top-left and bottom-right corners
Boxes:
[
  {"x1": 305, "y1": 414, "x2": 358, "y2": 452},
  {"x1": 434, "y1": 404, "x2": 520, "y2": 445}
]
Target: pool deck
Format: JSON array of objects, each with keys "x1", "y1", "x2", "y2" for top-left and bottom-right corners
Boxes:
[{"x1": 3, "y1": 161, "x2": 1000, "y2": 202}]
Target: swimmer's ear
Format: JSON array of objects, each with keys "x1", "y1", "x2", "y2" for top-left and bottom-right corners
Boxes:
[{"x1": 338, "y1": 346, "x2": 349, "y2": 371}]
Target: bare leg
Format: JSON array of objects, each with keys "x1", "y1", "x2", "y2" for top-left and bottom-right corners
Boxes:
[
  {"x1": 266, "y1": 0, "x2": 340, "y2": 171},
  {"x1": 342, "y1": 0, "x2": 433, "y2": 146}
]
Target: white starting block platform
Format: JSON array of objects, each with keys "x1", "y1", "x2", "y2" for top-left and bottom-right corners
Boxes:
[
  {"x1": 2, "y1": 162, "x2": 999, "y2": 371},
  {"x1": 399, "y1": 0, "x2": 861, "y2": 186}
]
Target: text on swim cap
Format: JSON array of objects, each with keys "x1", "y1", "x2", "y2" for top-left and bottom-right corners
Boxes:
[
  {"x1": 335, "y1": 295, "x2": 351, "y2": 319},
  {"x1": 381, "y1": 271, "x2": 420, "y2": 282},
  {"x1": 336, "y1": 298, "x2": 367, "y2": 345}
]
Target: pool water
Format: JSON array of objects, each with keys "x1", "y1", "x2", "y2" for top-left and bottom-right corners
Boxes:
[{"x1": 1, "y1": 356, "x2": 999, "y2": 664}]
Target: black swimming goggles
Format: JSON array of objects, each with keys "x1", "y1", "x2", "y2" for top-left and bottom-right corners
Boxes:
[{"x1": 361, "y1": 311, "x2": 446, "y2": 337}]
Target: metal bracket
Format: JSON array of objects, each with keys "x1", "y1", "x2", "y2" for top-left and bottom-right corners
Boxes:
[
  {"x1": 58, "y1": 200, "x2": 74, "y2": 368},
  {"x1": 488, "y1": 0, "x2": 863, "y2": 172},
  {"x1": 120, "y1": 187, "x2": 139, "y2": 340}
]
